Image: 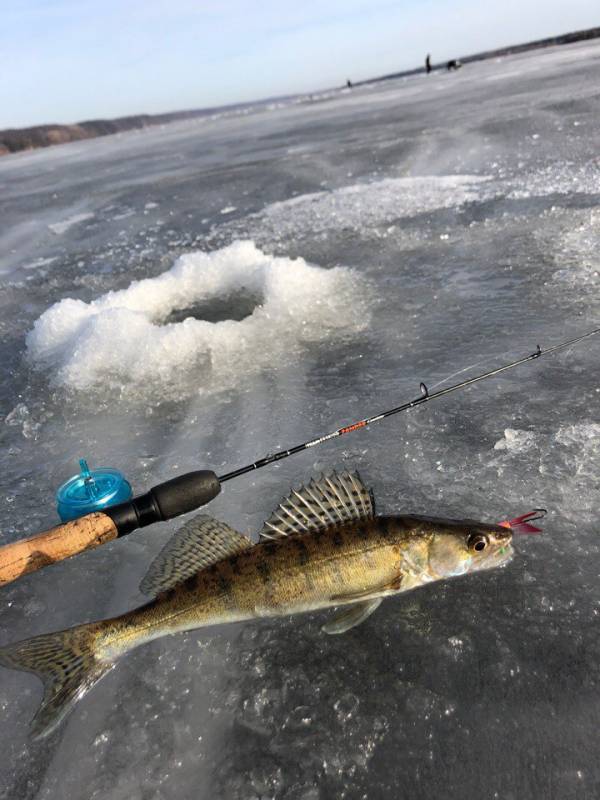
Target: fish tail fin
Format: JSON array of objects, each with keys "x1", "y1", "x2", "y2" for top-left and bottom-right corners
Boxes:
[
  {"x1": 499, "y1": 508, "x2": 547, "y2": 534},
  {"x1": 0, "y1": 622, "x2": 112, "y2": 739}
]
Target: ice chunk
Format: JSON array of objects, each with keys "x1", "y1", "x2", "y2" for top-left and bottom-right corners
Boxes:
[
  {"x1": 494, "y1": 429, "x2": 536, "y2": 453},
  {"x1": 4, "y1": 403, "x2": 41, "y2": 439}
]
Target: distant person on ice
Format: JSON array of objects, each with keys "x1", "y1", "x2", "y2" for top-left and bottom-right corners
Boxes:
[
  {"x1": 447, "y1": 59, "x2": 462, "y2": 71},
  {"x1": 425, "y1": 54, "x2": 432, "y2": 74},
  {"x1": 346, "y1": 79, "x2": 353, "y2": 89}
]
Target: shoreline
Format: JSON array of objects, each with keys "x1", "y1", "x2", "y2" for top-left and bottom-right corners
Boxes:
[{"x1": 2, "y1": 25, "x2": 599, "y2": 158}]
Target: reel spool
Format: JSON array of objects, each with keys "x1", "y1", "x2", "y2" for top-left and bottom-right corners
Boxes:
[{"x1": 56, "y1": 459, "x2": 133, "y2": 522}]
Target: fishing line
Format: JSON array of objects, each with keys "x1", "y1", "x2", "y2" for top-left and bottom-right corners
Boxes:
[
  {"x1": 218, "y1": 325, "x2": 600, "y2": 483},
  {"x1": 428, "y1": 354, "x2": 495, "y2": 391},
  {"x1": 429, "y1": 335, "x2": 577, "y2": 392}
]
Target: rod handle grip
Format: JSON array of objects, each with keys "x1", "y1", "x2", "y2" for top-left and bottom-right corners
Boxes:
[
  {"x1": 0, "y1": 513, "x2": 118, "y2": 588},
  {"x1": 105, "y1": 470, "x2": 222, "y2": 534}
]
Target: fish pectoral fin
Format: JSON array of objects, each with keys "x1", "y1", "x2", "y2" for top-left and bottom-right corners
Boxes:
[
  {"x1": 140, "y1": 515, "x2": 253, "y2": 597},
  {"x1": 322, "y1": 598, "x2": 383, "y2": 635}
]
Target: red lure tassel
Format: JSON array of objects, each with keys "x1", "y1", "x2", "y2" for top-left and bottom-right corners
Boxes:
[{"x1": 499, "y1": 509, "x2": 546, "y2": 534}]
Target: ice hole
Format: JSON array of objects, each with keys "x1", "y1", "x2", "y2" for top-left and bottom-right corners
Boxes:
[
  {"x1": 161, "y1": 290, "x2": 263, "y2": 325},
  {"x1": 27, "y1": 240, "x2": 370, "y2": 397}
]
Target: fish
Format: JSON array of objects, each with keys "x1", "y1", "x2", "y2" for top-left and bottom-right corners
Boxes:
[{"x1": 0, "y1": 470, "x2": 524, "y2": 739}]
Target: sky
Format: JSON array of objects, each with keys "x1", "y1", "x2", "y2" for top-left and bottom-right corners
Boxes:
[{"x1": 1, "y1": 0, "x2": 599, "y2": 129}]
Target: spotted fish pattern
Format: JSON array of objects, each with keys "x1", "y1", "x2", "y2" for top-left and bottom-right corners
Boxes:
[{"x1": 0, "y1": 471, "x2": 515, "y2": 738}]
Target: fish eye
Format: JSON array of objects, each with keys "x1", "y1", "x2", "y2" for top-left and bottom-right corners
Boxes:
[{"x1": 468, "y1": 534, "x2": 488, "y2": 552}]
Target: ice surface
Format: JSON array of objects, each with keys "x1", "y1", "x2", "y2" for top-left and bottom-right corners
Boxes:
[
  {"x1": 235, "y1": 175, "x2": 492, "y2": 239},
  {"x1": 1, "y1": 39, "x2": 600, "y2": 800},
  {"x1": 48, "y1": 213, "x2": 95, "y2": 236}
]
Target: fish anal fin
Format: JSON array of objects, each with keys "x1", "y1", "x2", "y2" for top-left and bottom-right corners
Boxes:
[
  {"x1": 259, "y1": 470, "x2": 375, "y2": 541},
  {"x1": 140, "y1": 515, "x2": 252, "y2": 596},
  {"x1": 322, "y1": 598, "x2": 382, "y2": 635}
]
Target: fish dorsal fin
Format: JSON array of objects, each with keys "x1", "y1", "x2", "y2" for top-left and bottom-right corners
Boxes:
[
  {"x1": 140, "y1": 515, "x2": 253, "y2": 596},
  {"x1": 259, "y1": 470, "x2": 375, "y2": 541}
]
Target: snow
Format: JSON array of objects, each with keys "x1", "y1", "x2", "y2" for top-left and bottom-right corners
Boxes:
[
  {"x1": 1, "y1": 38, "x2": 600, "y2": 800},
  {"x1": 27, "y1": 240, "x2": 369, "y2": 397}
]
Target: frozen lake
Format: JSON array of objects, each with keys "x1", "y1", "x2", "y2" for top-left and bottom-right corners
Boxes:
[{"x1": 1, "y1": 38, "x2": 599, "y2": 799}]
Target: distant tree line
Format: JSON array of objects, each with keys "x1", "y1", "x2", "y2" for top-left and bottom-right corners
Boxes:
[
  {"x1": 0, "y1": 111, "x2": 211, "y2": 155},
  {"x1": 2, "y1": 26, "x2": 599, "y2": 156}
]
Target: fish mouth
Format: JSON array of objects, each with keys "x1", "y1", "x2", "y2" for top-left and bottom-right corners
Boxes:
[{"x1": 490, "y1": 542, "x2": 514, "y2": 567}]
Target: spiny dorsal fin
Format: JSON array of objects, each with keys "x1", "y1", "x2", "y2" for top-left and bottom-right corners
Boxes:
[
  {"x1": 259, "y1": 470, "x2": 375, "y2": 541},
  {"x1": 140, "y1": 515, "x2": 253, "y2": 596}
]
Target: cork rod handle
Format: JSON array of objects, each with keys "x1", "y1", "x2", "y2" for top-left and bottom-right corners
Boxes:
[
  {"x1": 0, "y1": 470, "x2": 223, "y2": 588},
  {"x1": 0, "y1": 513, "x2": 118, "y2": 587}
]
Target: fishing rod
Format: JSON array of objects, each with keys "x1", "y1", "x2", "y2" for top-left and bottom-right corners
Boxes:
[
  {"x1": 218, "y1": 325, "x2": 600, "y2": 483},
  {"x1": 0, "y1": 325, "x2": 598, "y2": 587}
]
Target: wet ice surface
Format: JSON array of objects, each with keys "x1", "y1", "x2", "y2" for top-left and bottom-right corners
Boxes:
[{"x1": 1, "y1": 39, "x2": 600, "y2": 799}]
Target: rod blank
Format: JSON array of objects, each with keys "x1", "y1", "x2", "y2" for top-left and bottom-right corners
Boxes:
[{"x1": 219, "y1": 326, "x2": 600, "y2": 484}]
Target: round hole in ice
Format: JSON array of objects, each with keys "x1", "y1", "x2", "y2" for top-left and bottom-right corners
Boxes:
[
  {"x1": 160, "y1": 290, "x2": 263, "y2": 326},
  {"x1": 26, "y1": 240, "x2": 370, "y2": 400}
]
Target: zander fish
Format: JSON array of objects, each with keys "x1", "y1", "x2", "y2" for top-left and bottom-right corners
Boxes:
[{"x1": 0, "y1": 471, "x2": 534, "y2": 738}]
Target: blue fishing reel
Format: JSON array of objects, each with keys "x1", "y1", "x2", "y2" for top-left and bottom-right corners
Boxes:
[{"x1": 56, "y1": 459, "x2": 133, "y2": 522}]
